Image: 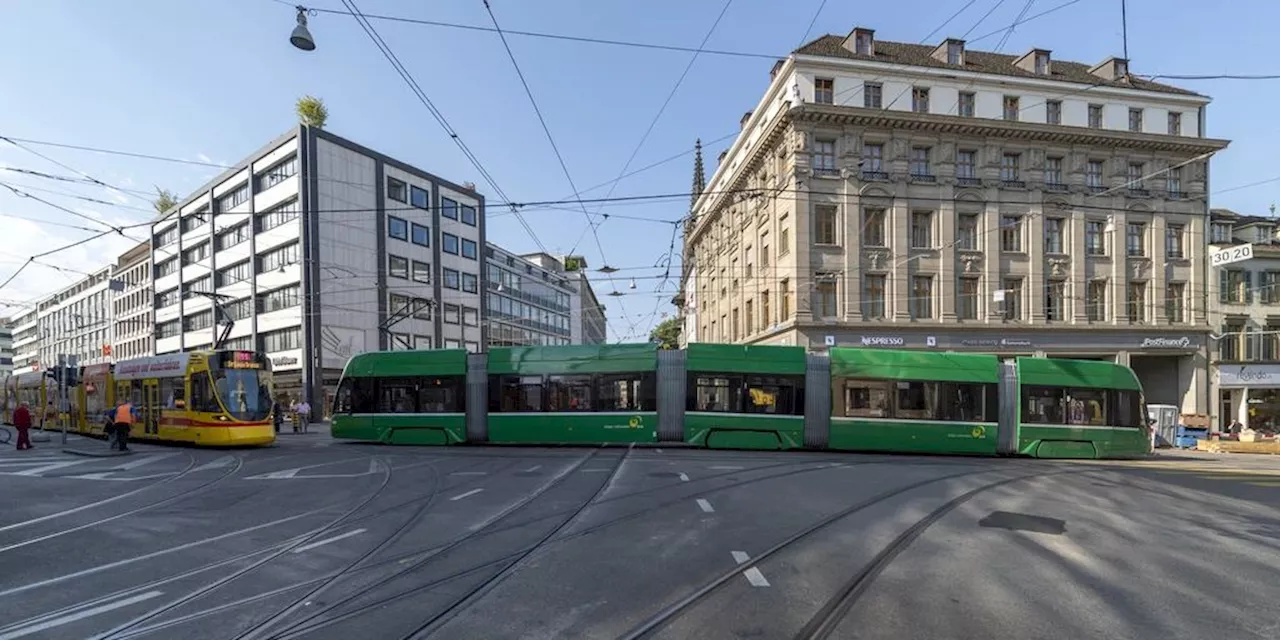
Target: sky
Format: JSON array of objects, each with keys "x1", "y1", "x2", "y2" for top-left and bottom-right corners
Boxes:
[{"x1": 1, "y1": 0, "x2": 1279, "y2": 342}]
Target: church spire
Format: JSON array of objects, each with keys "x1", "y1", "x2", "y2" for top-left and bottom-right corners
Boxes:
[{"x1": 690, "y1": 138, "x2": 705, "y2": 210}]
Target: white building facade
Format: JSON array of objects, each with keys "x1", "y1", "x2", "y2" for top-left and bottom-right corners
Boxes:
[
  {"x1": 29, "y1": 268, "x2": 117, "y2": 371},
  {"x1": 0, "y1": 318, "x2": 12, "y2": 380},
  {"x1": 150, "y1": 126, "x2": 485, "y2": 409},
  {"x1": 681, "y1": 27, "x2": 1229, "y2": 415},
  {"x1": 484, "y1": 248, "x2": 606, "y2": 347},
  {"x1": 112, "y1": 241, "x2": 153, "y2": 361}
]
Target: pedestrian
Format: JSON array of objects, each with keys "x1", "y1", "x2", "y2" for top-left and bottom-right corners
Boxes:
[
  {"x1": 13, "y1": 401, "x2": 32, "y2": 450},
  {"x1": 110, "y1": 399, "x2": 138, "y2": 451},
  {"x1": 272, "y1": 399, "x2": 282, "y2": 433},
  {"x1": 297, "y1": 399, "x2": 311, "y2": 434}
]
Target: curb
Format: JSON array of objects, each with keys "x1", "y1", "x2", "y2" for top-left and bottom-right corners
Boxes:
[{"x1": 62, "y1": 448, "x2": 133, "y2": 458}]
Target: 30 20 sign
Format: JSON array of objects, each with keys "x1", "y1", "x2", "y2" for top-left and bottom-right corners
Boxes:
[{"x1": 1210, "y1": 243, "x2": 1253, "y2": 267}]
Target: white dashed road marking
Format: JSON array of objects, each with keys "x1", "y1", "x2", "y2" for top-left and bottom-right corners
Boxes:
[
  {"x1": 292, "y1": 529, "x2": 367, "y2": 554},
  {"x1": 450, "y1": 489, "x2": 483, "y2": 501},
  {"x1": 731, "y1": 551, "x2": 750, "y2": 564},
  {"x1": 709, "y1": 466, "x2": 744, "y2": 471},
  {"x1": 522, "y1": 465, "x2": 542, "y2": 473},
  {"x1": 450, "y1": 471, "x2": 487, "y2": 476},
  {"x1": 678, "y1": 473, "x2": 690, "y2": 482},
  {"x1": 730, "y1": 551, "x2": 770, "y2": 587},
  {"x1": 696, "y1": 498, "x2": 715, "y2": 513},
  {"x1": 0, "y1": 590, "x2": 165, "y2": 639}
]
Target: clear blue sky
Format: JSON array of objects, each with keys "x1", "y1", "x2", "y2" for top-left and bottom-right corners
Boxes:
[{"x1": 1, "y1": 0, "x2": 1277, "y2": 340}]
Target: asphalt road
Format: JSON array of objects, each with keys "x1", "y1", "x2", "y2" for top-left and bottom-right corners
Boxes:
[{"x1": 1, "y1": 426, "x2": 1278, "y2": 640}]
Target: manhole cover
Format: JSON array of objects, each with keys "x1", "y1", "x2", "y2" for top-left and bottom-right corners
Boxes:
[{"x1": 979, "y1": 511, "x2": 1066, "y2": 535}]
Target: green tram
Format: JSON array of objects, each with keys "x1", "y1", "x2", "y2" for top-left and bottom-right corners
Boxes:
[{"x1": 330, "y1": 343, "x2": 1151, "y2": 459}]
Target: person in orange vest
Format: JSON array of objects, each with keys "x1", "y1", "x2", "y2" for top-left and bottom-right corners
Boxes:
[{"x1": 110, "y1": 400, "x2": 138, "y2": 451}]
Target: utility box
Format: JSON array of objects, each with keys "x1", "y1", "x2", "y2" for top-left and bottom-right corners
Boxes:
[{"x1": 1147, "y1": 404, "x2": 1180, "y2": 449}]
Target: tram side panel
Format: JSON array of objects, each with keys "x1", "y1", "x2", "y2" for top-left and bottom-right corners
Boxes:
[
  {"x1": 331, "y1": 350, "x2": 470, "y2": 445},
  {"x1": 1014, "y1": 357, "x2": 1150, "y2": 459},
  {"x1": 683, "y1": 343, "x2": 807, "y2": 451}
]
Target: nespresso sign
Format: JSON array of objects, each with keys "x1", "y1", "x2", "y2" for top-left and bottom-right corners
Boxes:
[{"x1": 860, "y1": 336, "x2": 905, "y2": 346}]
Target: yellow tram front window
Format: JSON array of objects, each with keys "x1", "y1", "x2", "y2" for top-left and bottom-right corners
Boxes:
[{"x1": 207, "y1": 351, "x2": 272, "y2": 421}]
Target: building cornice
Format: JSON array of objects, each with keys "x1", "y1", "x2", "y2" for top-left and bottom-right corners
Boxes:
[
  {"x1": 791, "y1": 103, "x2": 1231, "y2": 154},
  {"x1": 687, "y1": 109, "x2": 795, "y2": 246}
]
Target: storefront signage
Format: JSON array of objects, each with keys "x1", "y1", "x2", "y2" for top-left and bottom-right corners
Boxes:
[
  {"x1": 958, "y1": 338, "x2": 1033, "y2": 348},
  {"x1": 1139, "y1": 337, "x2": 1192, "y2": 349},
  {"x1": 860, "y1": 336, "x2": 905, "y2": 347},
  {"x1": 114, "y1": 353, "x2": 191, "y2": 381},
  {"x1": 272, "y1": 355, "x2": 300, "y2": 368},
  {"x1": 1218, "y1": 365, "x2": 1280, "y2": 388}
]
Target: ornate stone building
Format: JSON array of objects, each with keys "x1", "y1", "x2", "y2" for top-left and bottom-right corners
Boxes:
[{"x1": 678, "y1": 27, "x2": 1230, "y2": 414}]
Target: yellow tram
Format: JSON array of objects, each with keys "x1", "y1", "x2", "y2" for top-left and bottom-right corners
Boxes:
[
  {"x1": 3, "y1": 350, "x2": 276, "y2": 446},
  {"x1": 2, "y1": 370, "x2": 60, "y2": 426}
]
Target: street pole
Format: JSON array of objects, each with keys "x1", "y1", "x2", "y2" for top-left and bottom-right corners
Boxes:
[{"x1": 57, "y1": 354, "x2": 67, "y2": 445}]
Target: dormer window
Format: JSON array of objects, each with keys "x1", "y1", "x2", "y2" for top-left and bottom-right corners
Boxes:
[
  {"x1": 853, "y1": 28, "x2": 874, "y2": 55},
  {"x1": 948, "y1": 42, "x2": 963, "y2": 65},
  {"x1": 1090, "y1": 56, "x2": 1130, "y2": 81},
  {"x1": 1210, "y1": 223, "x2": 1232, "y2": 244},
  {"x1": 1115, "y1": 59, "x2": 1129, "y2": 77},
  {"x1": 1035, "y1": 52, "x2": 1050, "y2": 74}
]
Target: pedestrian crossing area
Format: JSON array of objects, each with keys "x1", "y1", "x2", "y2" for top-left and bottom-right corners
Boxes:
[{"x1": 0, "y1": 452, "x2": 185, "y2": 482}]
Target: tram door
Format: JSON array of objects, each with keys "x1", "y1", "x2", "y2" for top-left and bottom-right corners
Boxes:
[{"x1": 143, "y1": 379, "x2": 161, "y2": 437}]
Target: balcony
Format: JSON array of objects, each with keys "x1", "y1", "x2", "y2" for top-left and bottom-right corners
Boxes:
[
  {"x1": 1128, "y1": 187, "x2": 1151, "y2": 197},
  {"x1": 1167, "y1": 190, "x2": 1186, "y2": 200},
  {"x1": 861, "y1": 170, "x2": 889, "y2": 181},
  {"x1": 1000, "y1": 179, "x2": 1026, "y2": 189},
  {"x1": 812, "y1": 167, "x2": 840, "y2": 178},
  {"x1": 1088, "y1": 184, "x2": 1107, "y2": 194},
  {"x1": 955, "y1": 176, "x2": 981, "y2": 187},
  {"x1": 910, "y1": 173, "x2": 936, "y2": 184},
  {"x1": 1045, "y1": 182, "x2": 1068, "y2": 192}
]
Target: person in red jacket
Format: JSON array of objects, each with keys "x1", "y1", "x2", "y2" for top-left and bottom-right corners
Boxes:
[{"x1": 13, "y1": 401, "x2": 33, "y2": 450}]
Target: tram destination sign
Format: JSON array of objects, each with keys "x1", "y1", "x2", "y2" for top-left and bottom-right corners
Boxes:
[{"x1": 1210, "y1": 243, "x2": 1253, "y2": 267}]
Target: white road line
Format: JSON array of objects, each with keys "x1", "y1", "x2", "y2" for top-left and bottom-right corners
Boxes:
[
  {"x1": 731, "y1": 551, "x2": 750, "y2": 565},
  {"x1": 581, "y1": 468, "x2": 610, "y2": 473},
  {"x1": 521, "y1": 465, "x2": 542, "y2": 473},
  {"x1": 708, "y1": 466, "x2": 745, "y2": 471},
  {"x1": 655, "y1": 448, "x2": 663, "y2": 453},
  {"x1": 291, "y1": 529, "x2": 367, "y2": 554},
  {"x1": 450, "y1": 471, "x2": 488, "y2": 476},
  {"x1": 450, "y1": 488, "x2": 483, "y2": 501},
  {"x1": 0, "y1": 590, "x2": 165, "y2": 640},
  {"x1": 112, "y1": 453, "x2": 180, "y2": 470},
  {"x1": 64, "y1": 472, "x2": 177, "y2": 482},
  {"x1": 696, "y1": 498, "x2": 715, "y2": 513},
  {"x1": 192, "y1": 456, "x2": 235, "y2": 472},
  {"x1": 678, "y1": 472, "x2": 690, "y2": 482},
  {"x1": 743, "y1": 567, "x2": 771, "y2": 587},
  {"x1": 10, "y1": 460, "x2": 91, "y2": 477}
]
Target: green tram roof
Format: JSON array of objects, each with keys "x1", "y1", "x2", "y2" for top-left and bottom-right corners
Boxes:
[
  {"x1": 830, "y1": 348, "x2": 1000, "y2": 383},
  {"x1": 342, "y1": 349, "x2": 469, "y2": 377},
  {"x1": 1016, "y1": 356, "x2": 1142, "y2": 391},
  {"x1": 685, "y1": 342, "x2": 807, "y2": 375},
  {"x1": 487, "y1": 343, "x2": 658, "y2": 375}
]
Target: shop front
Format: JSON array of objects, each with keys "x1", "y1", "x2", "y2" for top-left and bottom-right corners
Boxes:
[{"x1": 1215, "y1": 364, "x2": 1280, "y2": 434}]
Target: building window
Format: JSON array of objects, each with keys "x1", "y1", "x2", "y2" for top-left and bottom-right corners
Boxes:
[
  {"x1": 182, "y1": 241, "x2": 210, "y2": 266},
  {"x1": 1088, "y1": 104, "x2": 1103, "y2": 128},
  {"x1": 257, "y1": 199, "x2": 299, "y2": 233},
  {"x1": 1129, "y1": 108, "x2": 1144, "y2": 132},
  {"x1": 912, "y1": 87, "x2": 929, "y2": 113},
  {"x1": 1211, "y1": 223, "x2": 1233, "y2": 243},
  {"x1": 1045, "y1": 281, "x2": 1066, "y2": 321},
  {"x1": 387, "y1": 177, "x2": 407, "y2": 203},
  {"x1": 441, "y1": 197, "x2": 459, "y2": 220},
  {"x1": 910, "y1": 147, "x2": 931, "y2": 179},
  {"x1": 413, "y1": 298, "x2": 433, "y2": 320},
  {"x1": 411, "y1": 223, "x2": 430, "y2": 246},
  {"x1": 154, "y1": 226, "x2": 178, "y2": 248},
  {"x1": 958, "y1": 277, "x2": 979, "y2": 320},
  {"x1": 1167, "y1": 167, "x2": 1183, "y2": 197},
  {"x1": 1263, "y1": 272, "x2": 1280, "y2": 305},
  {"x1": 1000, "y1": 153, "x2": 1020, "y2": 183},
  {"x1": 761, "y1": 289, "x2": 770, "y2": 326},
  {"x1": 215, "y1": 222, "x2": 251, "y2": 251},
  {"x1": 1000, "y1": 216, "x2": 1023, "y2": 252},
  {"x1": 443, "y1": 268, "x2": 460, "y2": 290},
  {"x1": 910, "y1": 276, "x2": 933, "y2": 319},
  {"x1": 1086, "y1": 280, "x2": 1106, "y2": 321},
  {"x1": 855, "y1": 31, "x2": 872, "y2": 55},
  {"x1": 814, "y1": 204, "x2": 838, "y2": 245},
  {"x1": 388, "y1": 216, "x2": 409, "y2": 241},
  {"x1": 958, "y1": 92, "x2": 975, "y2": 117},
  {"x1": 181, "y1": 210, "x2": 208, "y2": 234},
  {"x1": 1046, "y1": 100, "x2": 1062, "y2": 125},
  {"x1": 1166, "y1": 282, "x2": 1185, "y2": 322},
  {"x1": 258, "y1": 156, "x2": 297, "y2": 191},
  {"x1": 1127, "y1": 282, "x2": 1146, "y2": 323},
  {"x1": 184, "y1": 311, "x2": 212, "y2": 332},
  {"x1": 1125, "y1": 222, "x2": 1146, "y2": 257},
  {"x1": 1003, "y1": 96, "x2": 1019, "y2": 121},
  {"x1": 862, "y1": 143, "x2": 884, "y2": 174},
  {"x1": 443, "y1": 303, "x2": 460, "y2": 325},
  {"x1": 814, "y1": 276, "x2": 838, "y2": 317},
  {"x1": 258, "y1": 284, "x2": 300, "y2": 313},
  {"x1": 412, "y1": 260, "x2": 431, "y2": 283},
  {"x1": 813, "y1": 139, "x2": 837, "y2": 175},
  {"x1": 956, "y1": 150, "x2": 977, "y2": 183},
  {"x1": 463, "y1": 306, "x2": 479, "y2": 326},
  {"x1": 1045, "y1": 218, "x2": 1064, "y2": 253},
  {"x1": 863, "y1": 82, "x2": 882, "y2": 108},
  {"x1": 1220, "y1": 324, "x2": 1243, "y2": 361},
  {"x1": 155, "y1": 288, "x2": 180, "y2": 309},
  {"x1": 1044, "y1": 156, "x2": 1064, "y2": 188},
  {"x1": 1086, "y1": 220, "x2": 1106, "y2": 256},
  {"x1": 389, "y1": 255, "x2": 409, "y2": 279},
  {"x1": 462, "y1": 273, "x2": 478, "y2": 293},
  {"x1": 1035, "y1": 52, "x2": 1050, "y2": 74},
  {"x1": 779, "y1": 224, "x2": 790, "y2": 256},
  {"x1": 948, "y1": 42, "x2": 963, "y2": 65},
  {"x1": 409, "y1": 185, "x2": 429, "y2": 209},
  {"x1": 215, "y1": 260, "x2": 251, "y2": 287},
  {"x1": 461, "y1": 238, "x2": 478, "y2": 259},
  {"x1": 814, "y1": 78, "x2": 834, "y2": 104},
  {"x1": 216, "y1": 184, "x2": 249, "y2": 212},
  {"x1": 260, "y1": 327, "x2": 301, "y2": 353},
  {"x1": 911, "y1": 211, "x2": 932, "y2": 248},
  {"x1": 780, "y1": 278, "x2": 791, "y2": 321},
  {"x1": 258, "y1": 242, "x2": 299, "y2": 273},
  {"x1": 1127, "y1": 162, "x2": 1146, "y2": 193},
  {"x1": 1086, "y1": 160, "x2": 1105, "y2": 191},
  {"x1": 443, "y1": 233, "x2": 459, "y2": 255},
  {"x1": 461, "y1": 205, "x2": 477, "y2": 226},
  {"x1": 957, "y1": 214, "x2": 978, "y2": 251},
  {"x1": 1166, "y1": 224, "x2": 1185, "y2": 258},
  {"x1": 1168, "y1": 112, "x2": 1182, "y2": 135},
  {"x1": 1220, "y1": 270, "x2": 1246, "y2": 304},
  {"x1": 155, "y1": 257, "x2": 178, "y2": 279},
  {"x1": 1003, "y1": 278, "x2": 1023, "y2": 320}
]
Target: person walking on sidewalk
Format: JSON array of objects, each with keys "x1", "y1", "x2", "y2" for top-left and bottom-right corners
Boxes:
[
  {"x1": 296, "y1": 399, "x2": 312, "y2": 434},
  {"x1": 13, "y1": 401, "x2": 33, "y2": 450},
  {"x1": 110, "y1": 400, "x2": 138, "y2": 451}
]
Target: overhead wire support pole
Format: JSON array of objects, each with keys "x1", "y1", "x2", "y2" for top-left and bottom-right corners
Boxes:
[{"x1": 191, "y1": 291, "x2": 237, "y2": 350}]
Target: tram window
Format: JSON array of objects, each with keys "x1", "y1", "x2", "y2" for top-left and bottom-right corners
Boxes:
[
  {"x1": 547, "y1": 375, "x2": 592, "y2": 412},
  {"x1": 743, "y1": 375, "x2": 802, "y2": 415},
  {"x1": 491, "y1": 375, "x2": 544, "y2": 412},
  {"x1": 1022, "y1": 386, "x2": 1065, "y2": 424},
  {"x1": 334, "y1": 379, "x2": 354, "y2": 414},
  {"x1": 894, "y1": 381, "x2": 933, "y2": 420},
  {"x1": 159, "y1": 378, "x2": 185, "y2": 409},
  {"x1": 418, "y1": 377, "x2": 463, "y2": 413},
  {"x1": 933, "y1": 382, "x2": 993, "y2": 422},
  {"x1": 378, "y1": 377, "x2": 418, "y2": 413},
  {"x1": 596, "y1": 374, "x2": 653, "y2": 412},
  {"x1": 1113, "y1": 390, "x2": 1143, "y2": 428},
  {"x1": 839, "y1": 380, "x2": 890, "y2": 418},
  {"x1": 1066, "y1": 388, "x2": 1107, "y2": 426},
  {"x1": 335, "y1": 378, "x2": 376, "y2": 413},
  {"x1": 190, "y1": 374, "x2": 221, "y2": 413},
  {"x1": 690, "y1": 376, "x2": 742, "y2": 413}
]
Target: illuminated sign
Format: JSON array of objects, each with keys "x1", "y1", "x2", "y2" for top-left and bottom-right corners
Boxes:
[
  {"x1": 226, "y1": 360, "x2": 263, "y2": 370},
  {"x1": 272, "y1": 355, "x2": 299, "y2": 368},
  {"x1": 114, "y1": 353, "x2": 191, "y2": 381}
]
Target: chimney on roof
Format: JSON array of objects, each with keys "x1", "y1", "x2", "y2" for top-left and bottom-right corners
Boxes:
[
  {"x1": 770, "y1": 59, "x2": 785, "y2": 80},
  {"x1": 718, "y1": 150, "x2": 728, "y2": 166},
  {"x1": 931, "y1": 38, "x2": 965, "y2": 66},
  {"x1": 740, "y1": 110, "x2": 753, "y2": 130},
  {"x1": 1014, "y1": 48, "x2": 1053, "y2": 75},
  {"x1": 1089, "y1": 56, "x2": 1130, "y2": 81},
  {"x1": 842, "y1": 27, "x2": 875, "y2": 56}
]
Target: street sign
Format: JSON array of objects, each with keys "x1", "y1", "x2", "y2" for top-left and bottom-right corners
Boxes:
[{"x1": 1210, "y1": 243, "x2": 1253, "y2": 267}]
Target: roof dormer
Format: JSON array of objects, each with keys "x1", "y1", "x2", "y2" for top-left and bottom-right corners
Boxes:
[
  {"x1": 1090, "y1": 56, "x2": 1130, "y2": 81},
  {"x1": 740, "y1": 110, "x2": 753, "y2": 130},
  {"x1": 770, "y1": 59, "x2": 785, "y2": 80},
  {"x1": 931, "y1": 38, "x2": 965, "y2": 66},
  {"x1": 842, "y1": 27, "x2": 875, "y2": 56},
  {"x1": 1014, "y1": 48, "x2": 1052, "y2": 75}
]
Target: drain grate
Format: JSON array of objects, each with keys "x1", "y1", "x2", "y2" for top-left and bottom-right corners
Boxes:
[{"x1": 979, "y1": 511, "x2": 1067, "y2": 535}]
